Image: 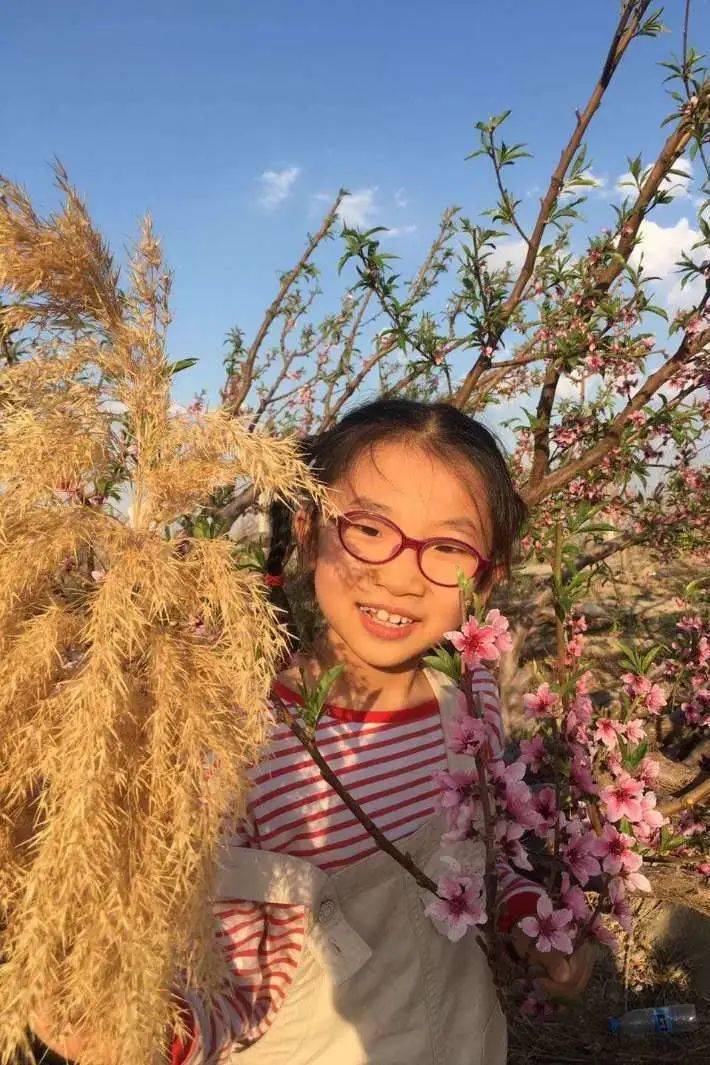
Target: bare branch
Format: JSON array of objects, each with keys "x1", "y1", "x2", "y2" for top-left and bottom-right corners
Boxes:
[
  {"x1": 271, "y1": 691, "x2": 439, "y2": 896},
  {"x1": 452, "y1": 2, "x2": 654, "y2": 409},
  {"x1": 523, "y1": 319, "x2": 710, "y2": 506},
  {"x1": 223, "y1": 191, "x2": 345, "y2": 415},
  {"x1": 659, "y1": 775, "x2": 710, "y2": 817},
  {"x1": 529, "y1": 361, "x2": 564, "y2": 486}
]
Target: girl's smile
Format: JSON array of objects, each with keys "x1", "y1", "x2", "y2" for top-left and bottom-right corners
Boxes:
[{"x1": 357, "y1": 603, "x2": 419, "y2": 640}]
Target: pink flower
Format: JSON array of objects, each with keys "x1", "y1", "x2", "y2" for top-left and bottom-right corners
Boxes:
[
  {"x1": 442, "y1": 802, "x2": 478, "y2": 842},
  {"x1": 622, "y1": 718, "x2": 646, "y2": 745},
  {"x1": 643, "y1": 684, "x2": 667, "y2": 716},
  {"x1": 519, "y1": 733, "x2": 546, "y2": 772},
  {"x1": 494, "y1": 820, "x2": 532, "y2": 871},
  {"x1": 565, "y1": 634, "x2": 585, "y2": 661},
  {"x1": 621, "y1": 674, "x2": 667, "y2": 715},
  {"x1": 444, "y1": 616, "x2": 502, "y2": 668},
  {"x1": 518, "y1": 894, "x2": 575, "y2": 955},
  {"x1": 448, "y1": 713, "x2": 490, "y2": 757},
  {"x1": 590, "y1": 823, "x2": 639, "y2": 875},
  {"x1": 560, "y1": 873, "x2": 591, "y2": 922},
  {"x1": 571, "y1": 690, "x2": 593, "y2": 724},
  {"x1": 636, "y1": 755, "x2": 660, "y2": 789},
  {"x1": 506, "y1": 781, "x2": 544, "y2": 830},
  {"x1": 483, "y1": 608, "x2": 513, "y2": 654},
  {"x1": 523, "y1": 683, "x2": 560, "y2": 719},
  {"x1": 594, "y1": 717, "x2": 622, "y2": 749},
  {"x1": 588, "y1": 915, "x2": 620, "y2": 952},
  {"x1": 621, "y1": 868, "x2": 652, "y2": 894},
  {"x1": 638, "y1": 791, "x2": 665, "y2": 830},
  {"x1": 434, "y1": 769, "x2": 478, "y2": 811},
  {"x1": 600, "y1": 772, "x2": 643, "y2": 822},
  {"x1": 424, "y1": 866, "x2": 487, "y2": 941},
  {"x1": 570, "y1": 750, "x2": 598, "y2": 795},
  {"x1": 621, "y1": 673, "x2": 651, "y2": 699},
  {"x1": 561, "y1": 828, "x2": 602, "y2": 886},
  {"x1": 533, "y1": 786, "x2": 558, "y2": 832}
]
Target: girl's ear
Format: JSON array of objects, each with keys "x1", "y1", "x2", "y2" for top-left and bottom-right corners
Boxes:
[
  {"x1": 294, "y1": 506, "x2": 318, "y2": 569},
  {"x1": 477, "y1": 562, "x2": 505, "y2": 601}
]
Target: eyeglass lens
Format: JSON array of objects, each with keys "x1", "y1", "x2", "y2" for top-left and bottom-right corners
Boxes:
[{"x1": 341, "y1": 515, "x2": 479, "y2": 586}]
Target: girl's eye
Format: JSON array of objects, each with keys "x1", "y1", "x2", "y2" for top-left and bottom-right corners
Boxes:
[
  {"x1": 434, "y1": 543, "x2": 470, "y2": 556},
  {"x1": 355, "y1": 524, "x2": 381, "y2": 537}
]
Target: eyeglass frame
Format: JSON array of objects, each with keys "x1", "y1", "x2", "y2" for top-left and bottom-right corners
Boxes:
[{"x1": 334, "y1": 509, "x2": 492, "y2": 588}]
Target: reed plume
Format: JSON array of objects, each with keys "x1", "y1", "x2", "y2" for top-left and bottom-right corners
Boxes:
[{"x1": 0, "y1": 168, "x2": 331, "y2": 1064}]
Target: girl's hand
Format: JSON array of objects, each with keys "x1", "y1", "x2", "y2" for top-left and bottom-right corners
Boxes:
[
  {"x1": 509, "y1": 923, "x2": 598, "y2": 999},
  {"x1": 28, "y1": 1005, "x2": 118, "y2": 1065}
]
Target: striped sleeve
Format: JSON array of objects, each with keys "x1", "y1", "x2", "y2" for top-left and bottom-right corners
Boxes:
[
  {"x1": 170, "y1": 815, "x2": 309, "y2": 1065},
  {"x1": 494, "y1": 861, "x2": 544, "y2": 934},
  {"x1": 470, "y1": 668, "x2": 545, "y2": 935},
  {"x1": 171, "y1": 901, "x2": 309, "y2": 1064}
]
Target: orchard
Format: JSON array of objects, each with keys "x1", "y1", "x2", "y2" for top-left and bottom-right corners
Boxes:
[{"x1": 0, "y1": 2, "x2": 708, "y2": 1063}]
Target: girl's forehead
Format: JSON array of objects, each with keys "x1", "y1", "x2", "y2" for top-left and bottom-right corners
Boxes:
[
  {"x1": 332, "y1": 441, "x2": 492, "y2": 544},
  {"x1": 340, "y1": 441, "x2": 482, "y2": 498}
]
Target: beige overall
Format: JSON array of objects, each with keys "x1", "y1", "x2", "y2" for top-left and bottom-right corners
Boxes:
[{"x1": 214, "y1": 668, "x2": 507, "y2": 1065}]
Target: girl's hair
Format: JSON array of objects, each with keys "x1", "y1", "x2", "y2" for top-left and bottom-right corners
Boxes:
[{"x1": 264, "y1": 397, "x2": 527, "y2": 657}]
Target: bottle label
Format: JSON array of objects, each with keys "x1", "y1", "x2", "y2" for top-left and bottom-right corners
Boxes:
[{"x1": 652, "y1": 1008, "x2": 674, "y2": 1033}]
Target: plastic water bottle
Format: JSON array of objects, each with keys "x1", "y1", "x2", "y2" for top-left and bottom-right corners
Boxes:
[{"x1": 608, "y1": 1004, "x2": 698, "y2": 1035}]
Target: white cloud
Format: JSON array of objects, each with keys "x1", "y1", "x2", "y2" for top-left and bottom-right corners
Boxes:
[
  {"x1": 257, "y1": 166, "x2": 301, "y2": 209},
  {"x1": 630, "y1": 216, "x2": 699, "y2": 279},
  {"x1": 487, "y1": 237, "x2": 528, "y2": 273},
  {"x1": 336, "y1": 188, "x2": 378, "y2": 228},
  {"x1": 616, "y1": 156, "x2": 693, "y2": 201},
  {"x1": 384, "y1": 224, "x2": 417, "y2": 238},
  {"x1": 666, "y1": 273, "x2": 705, "y2": 314},
  {"x1": 394, "y1": 187, "x2": 409, "y2": 208},
  {"x1": 630, "y1": 216, "x2": 703, "y2": 312}
]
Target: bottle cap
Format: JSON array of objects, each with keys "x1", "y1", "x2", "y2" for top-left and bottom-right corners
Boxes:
[{"x1": 608, "y1": 1017, "x2": 620, "y2": 1034}]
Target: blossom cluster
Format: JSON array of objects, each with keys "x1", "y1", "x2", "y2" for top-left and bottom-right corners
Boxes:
[
  {"x1": 662, "y1": 610, "x2": 709, "y2": 730},
  {"x1": 423, "y1": 598, "x2": 708, "y2": 1014}
]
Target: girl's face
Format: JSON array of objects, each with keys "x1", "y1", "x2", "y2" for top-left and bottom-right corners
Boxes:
[{"x1": 310, "y1": 438, "x2": 494, "y2": 677}]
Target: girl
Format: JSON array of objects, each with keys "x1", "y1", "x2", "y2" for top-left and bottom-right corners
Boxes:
[
  {"x1": 166, "y1": 398, "x2": 596, "y2": 1065},
  {"x1": 32, "y1": 398, "x2": 595, "y2": 1065}
]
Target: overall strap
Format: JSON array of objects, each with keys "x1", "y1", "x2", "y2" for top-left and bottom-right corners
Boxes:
[
  {"x1": 214, "y1": 842, "x2": 329, "y2": 906},
  {"x1": 214, "y1": 842, "x2": 373, "y2": 985}
]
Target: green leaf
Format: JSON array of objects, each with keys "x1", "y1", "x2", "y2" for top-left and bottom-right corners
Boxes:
[
  {"x1": 624, "y1": 738, "x2": 648, "y2": 771},
  {"x1": 168, "y1": 357, "x2": 199, "y2": 375},
  {"x1": 423, "y1": 646, "x2": 462, "y2": 684}
]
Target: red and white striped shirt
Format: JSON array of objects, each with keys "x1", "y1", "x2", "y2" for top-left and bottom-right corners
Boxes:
[{"x1": 172, "y1": 668, "x2": 542, "y2": 1064}]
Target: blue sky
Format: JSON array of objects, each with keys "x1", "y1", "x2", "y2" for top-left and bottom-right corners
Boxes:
[{"x1": 4, "y1": 1, "x2": 708, "y2": 409}]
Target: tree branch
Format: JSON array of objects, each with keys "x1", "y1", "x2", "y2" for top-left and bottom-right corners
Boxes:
[
  {"x1": 223, "y1": 191, "x2": 345, "y2": 415},
  {"x1": 523, "y1": 320, "x2": 710, "y2": 506},
  {"x1": 452, "y1": 1, "x2": 653, "y2": 409},
  {"x1": 270, "y1": 691, "x2": 439, "y2": 895},
  {"x1": 659, "y1": 775, "x2": 710, "y2": 817}
]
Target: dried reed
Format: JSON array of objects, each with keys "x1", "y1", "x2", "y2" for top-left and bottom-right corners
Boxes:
[{"x1": 0, "y1": 168, "x2": 332, "y2": 1064}]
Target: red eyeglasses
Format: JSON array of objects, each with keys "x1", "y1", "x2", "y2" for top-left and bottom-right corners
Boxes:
[{"x1": 336, "y1": 510, "x2": 491, "y2": 588}]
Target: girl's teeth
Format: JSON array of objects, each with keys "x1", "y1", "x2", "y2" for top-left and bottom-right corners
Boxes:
[{"x1": 361, "y1": 606, "x2": 413, "y2": 626}]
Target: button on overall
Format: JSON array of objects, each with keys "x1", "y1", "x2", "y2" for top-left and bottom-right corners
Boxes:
[{"x1": 318, "y1": 898, "x2": 336, "y2": 925}]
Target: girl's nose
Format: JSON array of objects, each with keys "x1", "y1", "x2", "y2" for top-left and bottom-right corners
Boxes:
[{"x1": 376, "y1": 546, "x2": 428, "y2": 596}]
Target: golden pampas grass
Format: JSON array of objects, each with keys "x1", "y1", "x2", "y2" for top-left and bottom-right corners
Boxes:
[{"x1": 0, "y1": 169, "x2": 333, "y2": 1063}]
